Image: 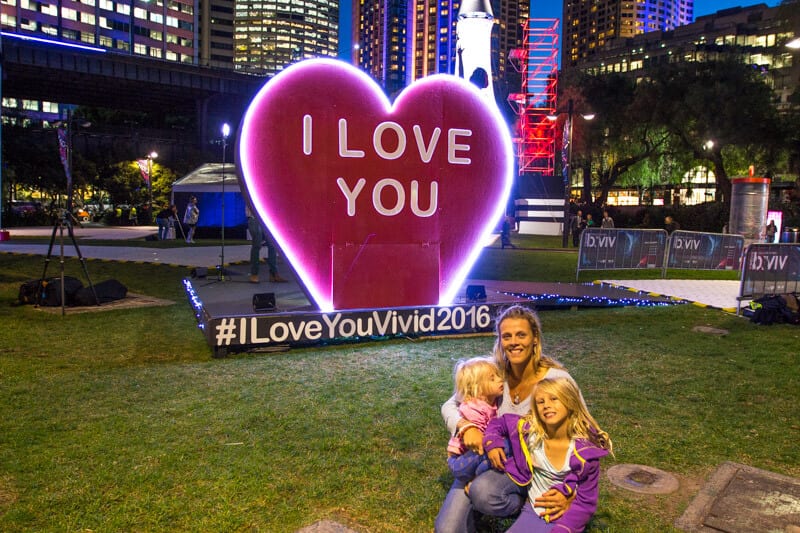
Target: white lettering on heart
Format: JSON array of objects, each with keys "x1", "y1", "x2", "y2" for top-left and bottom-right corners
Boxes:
[
  {"x1": 413, "y1": 125, "x2": 441, "y2": 163},
  {"x1": 373, "y1": 122, "x2": 406, "y2": 160},
  {"x1": 336, "y1": 177, "x2": 438, "y2": 217},
  {"x1": 304, "y1": 116, "x2": 470, "y2": 164},
  {"x1": 303, "y1": 114, "x2": 313, "y2": 155},
  {"x1": 374, "y1": 178, "x2": 405, "y2": 216},
  {"x1": 336, "y1": 177, "x2": 368, "y2": 216},
  {"x1": 448, "y1": 129, "x2": 471, "y2": 164},
  {"x1": 338, "y1": 118, "x2": 366, "y2": 158}
]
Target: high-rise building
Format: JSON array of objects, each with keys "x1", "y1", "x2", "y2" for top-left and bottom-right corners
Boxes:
[
  {"x1": 232, "y1": 0, "x2": 340, "y2": 76},
  {"x1": 575, "y1": 4, "x2": 799, "y2": 111},
  {"x1": 355, "y1": 0, "x2": 527, "y2": 99},
  {"x1": 200, "y1": 0, "x2": 235, "y2": 69},
  {"x1": 0, "y1": 0, "x2": 196, "y2": 64},
  {"x1": 356, "y1": 0, "x2": 409, "y2": 96},
  {"x1": 491, "y1": 0, "x2": 527, "y2": 99},
  {"x1": 561, "y1": 0, "x2": 693, "y2": 68}
]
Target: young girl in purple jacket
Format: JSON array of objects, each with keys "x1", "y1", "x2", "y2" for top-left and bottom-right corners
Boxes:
[{"x1": 483, "y1": 376, "x2": 613, "y2": 532}]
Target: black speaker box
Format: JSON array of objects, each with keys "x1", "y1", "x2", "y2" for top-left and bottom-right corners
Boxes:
[
  {"x1": 466, "y1": 284, "x2": 487, "y2": 302},
  {"x1": 191, "y1": 267, "x2": 208, "y2": 278},
  {"x1": 253, "y1": 292, "x2": 276, "y2": 312}
]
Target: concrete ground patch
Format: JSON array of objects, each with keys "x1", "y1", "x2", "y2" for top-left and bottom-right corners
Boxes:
[
  {"x1": 295, "y1": 520, "x2": 360, "y2": 533},
  {"x1": 607, "y1": 464, "x2": 680, "y2": 494},
  {"x1": 676, "y1": 462, "x2": 800, "y2": 532},
  {"x1": 35, "y1": 292, "x2": 174, "y2": 314},
  {"x1": 692, "y1": 325, "x2": 729, "y2": 336}
]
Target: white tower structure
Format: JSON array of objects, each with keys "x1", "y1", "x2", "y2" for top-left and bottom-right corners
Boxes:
[{"x1": 455, "y1": 0, "x2": 495, "y2": 102}]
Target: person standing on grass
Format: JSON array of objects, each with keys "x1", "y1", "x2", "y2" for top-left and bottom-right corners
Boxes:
[
  {"x1": 664, "y1": 216, "x2": 680, "y2": 235},
  {"x1": 601, "y1": 210, "x2": 614, "y2": 229},
  {"x1": 570, "y1": 211, "x2": 585, "y2": 247},
  {"x1": 246, "y1": 205, "x2": 288, "y2": 284},
  {"x1": 765, "y1": 220, "x2": 777, "y2": 243},
  {"x1": 483, "y1": 376, "x2": 613, "y2": 532},
  {"x1": 435, "y1": 305, "x2": 576, "y2": 533},
  {"x1": 155, "y1": 204, "x2": 173, "y2": 240},
  {"x1": 446, "y1": 356, "x2": 505, "y2": 490},
  {"x1": 183, "y1": 196, "x2": 199, "y2": 244},
  {"x1": 501, "y1": 215, "x2": 517, "y2": 249}
]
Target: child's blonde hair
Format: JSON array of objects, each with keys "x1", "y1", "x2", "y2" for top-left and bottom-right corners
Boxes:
[
  {"x1": 525, "y1": 377, "x2": 613, "y2": 454},
  {"x1": 452, "y1": 356, "x2": 501, "y2": 402}
]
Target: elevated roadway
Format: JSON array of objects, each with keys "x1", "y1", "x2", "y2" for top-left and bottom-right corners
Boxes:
[{"x1": 1, "y1": 33, "x2": 268, "y2": 144}]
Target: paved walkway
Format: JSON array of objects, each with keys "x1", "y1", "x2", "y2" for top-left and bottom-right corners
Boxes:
[
  {"x1": 0, "y1": 224, "x2": 249, "y2": 268},
  {"x1": 602, "y1": 279, "x2": 746, "y2": 313},
  {"x1": 0, "y1": 225, "x2": 748, "y2": 313}
]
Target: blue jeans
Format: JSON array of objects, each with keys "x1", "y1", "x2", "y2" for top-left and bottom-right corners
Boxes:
[
  {"x1": 248, "y1": 217, "x2": 279, "y2": 277},
  {"x1": 156, "y1": 218, "x2": 170, "y2": 240},
  {"x1": 506, "y1": 501, "x2": 554, "y2": 533},
  {"x1": 248, "y1": 216, "x2": 263, "y2": 276},
  {"x1": 434, "y1": 469, "x2": 526, "y2": 533}
]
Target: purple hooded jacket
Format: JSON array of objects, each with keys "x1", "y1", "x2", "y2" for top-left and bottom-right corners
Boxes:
[{"x1": 483, "y1": 413, "x2": 609, "y2": 533}]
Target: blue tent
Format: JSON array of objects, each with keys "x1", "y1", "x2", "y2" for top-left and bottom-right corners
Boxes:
[{"x1": 171, "y1": 163, "x2": 247, "y2": 238}]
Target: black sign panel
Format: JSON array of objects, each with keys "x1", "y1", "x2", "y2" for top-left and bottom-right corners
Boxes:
[
  {"x1": 741, "y1": 243, "x2": 800, "y2": 298},
  {"x1": 578, "y1": 229, "x2": 668, "y2": 275},
  {"x1": 667, "y1": 231, "x2": 744, "y2": 271}
]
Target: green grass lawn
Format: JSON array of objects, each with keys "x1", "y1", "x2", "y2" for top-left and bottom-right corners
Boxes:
[{"x1": 0, "y1": 245, "x2": 797, "y2": 532}]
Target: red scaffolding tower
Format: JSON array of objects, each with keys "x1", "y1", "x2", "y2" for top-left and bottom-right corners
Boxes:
[{"x1": 507, "y1": 19, "x2": 559, "y2": 176}]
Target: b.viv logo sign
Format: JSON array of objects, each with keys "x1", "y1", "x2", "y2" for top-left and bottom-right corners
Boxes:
[{"x1": 238, "y1": 59, "x2": 513, "y2": 311}]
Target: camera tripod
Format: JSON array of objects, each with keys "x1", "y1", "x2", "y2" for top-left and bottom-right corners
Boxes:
[{"x1": 38, "y1": 209, "x2": 99, "y2": 315}]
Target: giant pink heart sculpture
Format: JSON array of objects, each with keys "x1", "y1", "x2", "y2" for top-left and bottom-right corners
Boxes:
[{"x1": 238, "y1": 59, "x2": 513, "y2": 311}]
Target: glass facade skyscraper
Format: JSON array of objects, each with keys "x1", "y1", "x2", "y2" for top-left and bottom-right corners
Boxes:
[
  {"x1": 562, "y1": 0, "x2": 693, "y2": 68},
  {"x1": 0, "y1": 0, "x2": 196, "y2": 63},
  {"x1": 233, "y1": 0, "x2": 340, "y2": 75},
  {"x1": 355, "y1": 0, "x2": 526, "y2": 99}
]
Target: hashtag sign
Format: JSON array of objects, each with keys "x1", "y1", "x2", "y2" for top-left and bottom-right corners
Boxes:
[{"x1": 215, "y1": 318, "x2": 238, "y2": 346}]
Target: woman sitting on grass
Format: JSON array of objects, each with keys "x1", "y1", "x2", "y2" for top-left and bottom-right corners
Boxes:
[
  {"x1": 483, "y1": 376, "x2": 613, "y2": 532},
  {"x1": 435, "y1": 305, "x2": 576, "y2": 533}
]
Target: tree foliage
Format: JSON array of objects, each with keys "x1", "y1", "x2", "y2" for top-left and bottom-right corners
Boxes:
[{"x1": 559, "y1": 59, "x2": 789, "y2": 207}]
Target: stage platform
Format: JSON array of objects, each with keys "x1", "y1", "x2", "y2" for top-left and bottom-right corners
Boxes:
[{"x1": 185, "y1": 264, "x2": 680, "y2": 357}]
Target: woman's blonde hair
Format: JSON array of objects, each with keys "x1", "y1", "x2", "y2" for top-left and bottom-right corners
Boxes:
[
  {"x1": 525, "y1": 377, "x2": 613, "y2": 454},
  {"x1": 491, "y1": 305, "x2": 562, "y2": 378},
  {"x1": 452, "y1": 356, "x2": 501, "y2": 402}
]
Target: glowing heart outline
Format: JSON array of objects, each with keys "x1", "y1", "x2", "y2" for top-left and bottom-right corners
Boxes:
[{"x1": 238, "y1": 58, "x2": 514, "y2": 312}]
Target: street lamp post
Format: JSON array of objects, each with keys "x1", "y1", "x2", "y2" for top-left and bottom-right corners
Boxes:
[
  {"x1": 548, "y1": 99, "x2": 594, "y2": 247},
  {"x1": 218, "y1": 123, "x2": 231, "y2": 281},
  {"x1": 562, "y1": 99, "x2": 575, "y2": 248},
  {"x1": 147, "y1": 151, "x2": 157, "y2": 224}
]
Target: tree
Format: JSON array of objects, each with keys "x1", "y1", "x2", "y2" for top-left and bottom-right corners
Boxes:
[
  {"x1": 559, "y1": 71, "x2": 671, "y2": 207},
  {"x1": 648, "y1": 59, "x2": 784, "y2": 203}
]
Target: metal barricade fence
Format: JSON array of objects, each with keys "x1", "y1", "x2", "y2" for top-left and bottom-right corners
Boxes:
[
  {"x1": 738, "y1": 243, "x2": 800, "y2": 314},
  {"x1": 576, "y1": 229, "x2": 668, "y2": 280},
  {"x1": 577, "y1": 229, "x2": 746, "y2": 281},
  {"x1": 666, "y1": 230, "x2": 744, "y2": 272}
]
